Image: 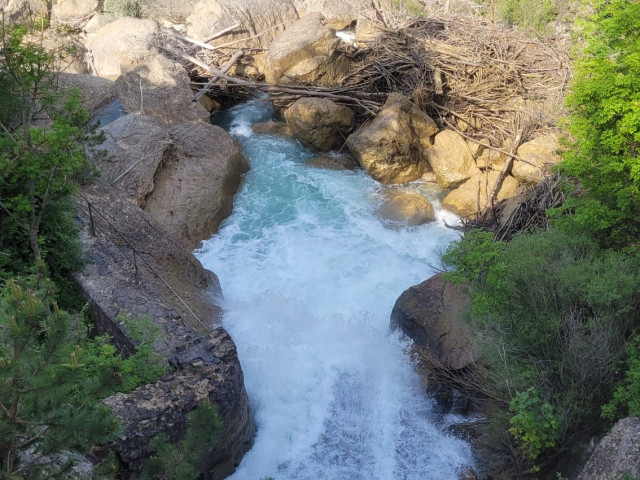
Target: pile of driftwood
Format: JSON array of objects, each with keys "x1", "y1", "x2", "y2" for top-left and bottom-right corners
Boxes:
[{"x1": 155, "y1": 8, "x2": 570, "y2": 147}]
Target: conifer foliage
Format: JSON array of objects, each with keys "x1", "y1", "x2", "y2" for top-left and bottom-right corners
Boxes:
[{"x1": 0, "y1": 273, "x2": 120, "y2": 478}]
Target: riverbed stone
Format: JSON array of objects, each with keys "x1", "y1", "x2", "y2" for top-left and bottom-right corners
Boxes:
[
  {"x1": 306, "y1": 153, "x2": 358, "y2": 170},
  {"x1": 252, "y1": 121, "x2": 294, "y2": 139},
  {"x1": 115, "y1": 54, "x2": 209, "y2": 126},
  {"x1": 57, "y1": 73, "x2": 116, "y2": 114},
  {"x1": 264, "y1": 12, "x2": 350, "y2": 86},
  {"x1": 143, "y1": 121, "x2": 250, "y2": 250},
  {"x1": 427, "y1": 129, "x2": 476, "y2": 189},
  {"x1": 284, "y1": 97, "x2": 354, "y2": 152},
  {"x1": 346, "y1": 93, "x2": 438, "y2": 184},
  {"x1": 375, "y1": 191, "x2": 436, "y2": 227},
  {"x1": 511, "y1": 133, "x2": 563, "y2": 184},
  {"x1": 441, "y1": 171, "x2": 520, "y2": 218},
  {"x1": 52, "y1": 0, "x2": 100, "y2": 24}
]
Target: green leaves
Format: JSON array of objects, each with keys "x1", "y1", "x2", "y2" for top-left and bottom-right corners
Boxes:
[{"x1": 556, "y1": 0, "x2": 640, "y2": 246}]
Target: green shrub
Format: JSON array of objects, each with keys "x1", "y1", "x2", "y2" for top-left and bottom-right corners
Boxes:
[
  {"x1": 509, "y1": 388, "x2": 560, "y2": 463},
  {"x1": 444, "y1": 228, "x2": 640, "y2": 460},
  {"x1": 497, "y1": 0, "x2": 557, "y2": 32},
  {"x1": 602, "y1": 335, "x2": 640, "y2": 421},
  {"x1": 553, "y1": 0, "x2": 640, "y2": 247}
]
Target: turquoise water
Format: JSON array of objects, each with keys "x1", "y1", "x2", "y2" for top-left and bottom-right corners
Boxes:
[{"x1": 196, "y1": 101, "x2": 472, "y2": 480}]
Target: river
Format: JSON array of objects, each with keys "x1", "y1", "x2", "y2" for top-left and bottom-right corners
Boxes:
[{"x1": 195, "y1": 100, "x2": 473, "y2": 480}]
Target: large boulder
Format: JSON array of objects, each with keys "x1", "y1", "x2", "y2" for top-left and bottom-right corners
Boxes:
[
  {"x1": 264, "y1": 12, "x2": 349, "y2": 86},
  {"x1": 95, "y1": 114, "x2": 170, "y2": 207},
  {"x1": 284, "y1": 97, "x2": 354, "y2": 152},
  {"x1": 511, "y1": 133, "x2": 563, "y2": 184},
  {"x1": 149, "y1": 0, "x2": 198, "y2": 22},
  {"x1": 375, "y1": 191, "x2": 436, "y2": 227},
  {"x1": 115, "y1": 54, "x2": 209, "y2": 127},
  {"x1": 144, "y1": 122, "x2": 250, "y2": 249},
  {"x1": 578, "y1": 417, "x2": 640, "y2": 480},
  {"x1": 391, "y1": 273, "x2": 476, "y2": 370},
  {"x1": 75, "y1": 184, "x2": 254, "y2": 478},
  {"x1": 52, "y1": 0, "x2": 100, "y2": 24},
  {"x1": 0, "y1": 0, "x2": 48, "y2": 21},
  {"x1": 57, "y1": 73, "x2": 116, "y2": 114},
  {"x1": 86, "y1": 17, "x2": 159, "y2": 80},
  {"x1": 186, "y1": 0, "x2": 298, "y2": 48},
  {"x1": 345, "y1": 93, "x2": 438, "y2": 184},
  {"x1": 427, "y1": 129, "x2": 477, "y2": 189},
  {"x1": 442, "y1": 171, "x2": 520, "y2": 218},
  {"x1": 295, "y1": 0, "x2": 371, "y2": 29}
]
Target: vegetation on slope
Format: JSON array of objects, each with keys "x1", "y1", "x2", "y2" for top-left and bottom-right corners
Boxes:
[{"x1": 443, "y1": 0, "x2": 640, "y2": 473}]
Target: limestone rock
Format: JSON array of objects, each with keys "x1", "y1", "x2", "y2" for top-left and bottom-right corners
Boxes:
[
  {"x1": 375, "y1": 191, "x2": 436, "y2": 227},
  {"x1": 115, "y1": 54, "x2": 209, "y2": 126},
  {"x1": 186, "y1": 0, "x2": 298, "y2": 48},
  {"x1": 427, "y1": 129, "x2": 476, "y2": 189},
  {"x1": 57, "y1": 73, "x2": 116, "y2": 114},
  {"x1": 95, "y1": 113, "x2": 170, "y2": 207},
  {"x1": 149, "y1": 0, "x2": 198, "y2": 22},
  {"x1": 306, "y1": 153, "x2": 358, "y2": 170},
  {"x1": 391, "y1": 273, "x2": 477, "y2": 370},
  {"x1": 199, "y1": 95, "x2": 221, "y2": 113},
  {"x1": 284, "y1": 97, "x2": 354, "y2": 152},
  {"x1": 86, "y1": 17, "x2": 159, "y2": 80},
  {"x1": 0, "y1": 0, "x2": 48, "y2": 21},
  {"x1": 578, "y1": 417, "x2": 640, "y2": 480},
  {"x1": 295, "y1": 0, "x2": 371, "y2": 29},
  {"x1": 346, "y1": 93, "x2": 438, "y2": 184},
  {"x1": 512, "y1": 133, "x2": 563, "y2": 184},
  {"x1": 265, "y1": 12, "x2": 349, "y2": 86},
  {"x1": 52, "y1": 0, "x2": 99, "y2": 24},
  {"x1": 75, "y1": 184, "x2": 254, "y2": 478},
  {"x1": 144, "y1": 122, "x2": 250, "y2": 249},
  {"x1": 442, "y1": 171, "x2": 520, "y2": 218},
  {"x1": 252, "y1": 121, "x2": 294, "y2": 139},
  {"x1": 83, "y1": 13, "x2": 111, "y2": 33}
]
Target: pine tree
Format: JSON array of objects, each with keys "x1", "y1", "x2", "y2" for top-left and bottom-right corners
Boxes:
[
  {"x1": 0, "y1": 272, "x2": 120, "y2": 479},
  {"x1": 141, "y1": 400, "x2": 223, "y2": 480}
]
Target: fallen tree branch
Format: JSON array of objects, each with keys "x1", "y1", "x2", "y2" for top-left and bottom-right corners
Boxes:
[{"x1": 203, "y1": 23, "x2": 241, "y2": 43}]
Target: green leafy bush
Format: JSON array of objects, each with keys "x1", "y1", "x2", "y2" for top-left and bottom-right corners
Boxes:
[
  {"x1": 509, "y1": 388, "x2": 560, "y2": 463},
  {"x1": 444, "y1": 228, "x2": 640, "y2": 460},
  {"x1": 553, "y1": 0, "x2": 640, "y2": 247},
  {"x1": 602, "y1": 335, "x2": 640, "y2": 421}
]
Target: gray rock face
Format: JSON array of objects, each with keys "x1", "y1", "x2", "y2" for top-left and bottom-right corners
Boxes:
[
  {"x1": 265, "y1": 12, "x2": 349, "y2": 86},
  {"x1": 186, "y1": 0, "x2": 299, "y2": 48},
  {"x1": 74, "y1": 183, "x2": 254, "y2": 478},
  {"x1": 390, "y1": 273, "x2": 477, "y2": 370},
  {"x1": 57, "y1": 73, "x2": 116, "y2": 114},
  {"x1": 284, "y1": 97, "x2": 354, "y2": 152},
  {"x1": 96, "y1": 113, "x2": 170, "y2": 207},
  {"x1": 52, "y1": 0, "x2": 99, "y2": 24},
  {"x1": 144, "y1": 121, "x2": 250, "y2": 250},
  {"x1": 295, "y1": 0, "x2": 372, "y2": 29},
  {"x1": 86, "y1": 17, "x2": 159, "y2": 80},
  {"x1": 115, "y1": 54, "x2": 209, "y2": 127},
  {"x1": 346, "y1": 93, "x2": 438, "y2": 184},
  {"x1": 578, "y1": 417, "x2": 640, "y2": 480}
]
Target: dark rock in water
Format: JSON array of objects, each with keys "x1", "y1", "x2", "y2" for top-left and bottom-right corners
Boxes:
[
  {"x1": 74, "y1": 183, "x2": 254, "y2": 479},
  {"x1": 390, "y1": 273, "x2": 476, "y2": 370}
]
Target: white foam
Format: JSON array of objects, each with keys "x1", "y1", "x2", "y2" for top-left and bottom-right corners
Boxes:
[{"x1": 197, "y1": 101, "x2": 472, "y2": 480}]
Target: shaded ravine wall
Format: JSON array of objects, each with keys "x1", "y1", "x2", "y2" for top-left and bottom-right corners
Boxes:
[{"x1": 74, "y1": 183, "x2": 254, "y2": 479}]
